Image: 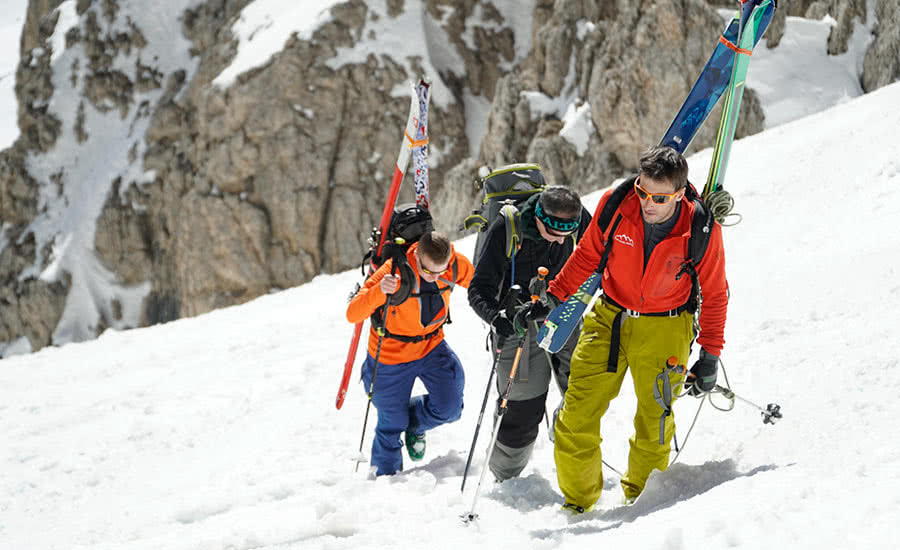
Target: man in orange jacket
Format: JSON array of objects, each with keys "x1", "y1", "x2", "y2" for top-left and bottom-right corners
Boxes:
[
  {"x1": 528, "y1": 146, "x2": 728, "y2": 511},
  {"x1": 347, "y1": 231, "x2": 474, "y2": 476}
]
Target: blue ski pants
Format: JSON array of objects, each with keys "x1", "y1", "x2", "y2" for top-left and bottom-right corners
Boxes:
[{"x1": 361, "y1": 340, "x2": 465, "y2": 475}]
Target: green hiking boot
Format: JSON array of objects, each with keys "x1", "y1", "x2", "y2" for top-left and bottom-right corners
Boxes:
[{"x1": 405, "y1": 431, "x2": 426, "y2": 461}]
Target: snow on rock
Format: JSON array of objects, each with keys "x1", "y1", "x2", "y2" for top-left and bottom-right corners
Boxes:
[
  {"x1": 559, "y1": 102, "x2": 594, "y2": 156},
  {"x1": 211, "y1": 0, "x2": 341, "y2": 88},
  {"x1": 22, "y1": 0, "x2": 204, "y2": 344}
]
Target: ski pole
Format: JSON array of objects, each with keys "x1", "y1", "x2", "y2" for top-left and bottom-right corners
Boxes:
[
  {"x1": 354, "y1": 238, "x2": 406, "y2": 473},
  {"x1": 463, "y1": 268, "x2": 547, "y2": 523},
  {"x1": 462, "y1": 327, "x2": 526, "y2": 523},
  {"x1": 714, "y1": 385, "x2": 783, "y2": 424},
  {"x1": 460, "y1": 285, "x2": 524, "y2": 492},
  {"x1": 460, "y1": 341, "x2": 500, "y2": 493}
]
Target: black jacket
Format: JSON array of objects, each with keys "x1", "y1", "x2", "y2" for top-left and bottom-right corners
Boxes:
[{"x1": 468, "y1": 193, "x2": 592, "y2": 323}]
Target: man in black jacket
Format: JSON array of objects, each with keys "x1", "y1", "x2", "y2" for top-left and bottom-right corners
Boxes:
[{"x1": 468, "y1": 185, "x2": 591, "y2": 481}]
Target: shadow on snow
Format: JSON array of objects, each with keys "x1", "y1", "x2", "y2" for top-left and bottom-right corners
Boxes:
[{"x1": 531, "y1": 459, "x2": 783, "y2": 539}]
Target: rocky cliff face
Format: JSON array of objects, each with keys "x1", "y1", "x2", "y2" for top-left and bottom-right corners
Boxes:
[{"x1": 0, "y1": 0, "x2": 896, "y2": 355}]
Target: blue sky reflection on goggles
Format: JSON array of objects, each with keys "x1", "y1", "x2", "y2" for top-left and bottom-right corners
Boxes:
[{"x1": 535, "y1": 200, "x2": 580, "y2": 233}]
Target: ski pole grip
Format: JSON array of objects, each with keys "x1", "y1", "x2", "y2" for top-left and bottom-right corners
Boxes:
[{"x1": 530, "y1": 266, "x2": 549, "y2": 303}]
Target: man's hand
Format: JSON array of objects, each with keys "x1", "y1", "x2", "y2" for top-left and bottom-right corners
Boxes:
[
  {"x1": 491, "y1": 311, "x2": 516, "y2": 338},
  {"x1": 380, "y1": 274, "x2": 401, "y2": 295},
  {"x1": 516, "y1": 301, "x2": 551, "y2": 323},
  {"x1": 687, "y1": 349, "x2": 719, "y2": 396},
  {"x1": 520, "y1": 292, "x2": 562, "y2": 322}
]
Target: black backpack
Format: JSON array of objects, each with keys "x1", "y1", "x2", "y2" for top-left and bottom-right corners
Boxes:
[
  {"x1": 360, "y1": 203, "x2": 433, "y2": 303},
  {"x1": 462, "y1": 163, "x2": 545, "y2": 266},
  {"x1": 363, "y1": 203, "x2": 432, "y2": 270},
  {"x1": 388, "y1": 203, "x2": 434, "y2": 246}
]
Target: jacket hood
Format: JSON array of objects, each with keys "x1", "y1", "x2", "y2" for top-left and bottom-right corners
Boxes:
[{"x1": 519, "y1": 193, "x2": 542, "y2": 241}]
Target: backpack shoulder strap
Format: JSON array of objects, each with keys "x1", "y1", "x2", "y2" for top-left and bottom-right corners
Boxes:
[
  {"x1": 499, "y1": 202, "x2": 522, "y2": 260},
  {"x1": 676, "y1": 183, "x2": 715, "y2": 316},
  {"x1": 685, "y1": 184, "x2": 714, "y2": 265},
  {"x1": 596, "y1": 177, "x2": 635, "y2": 232},
  {"x1": 436, "y1": 258, "x2": 459, "y2": 290}
]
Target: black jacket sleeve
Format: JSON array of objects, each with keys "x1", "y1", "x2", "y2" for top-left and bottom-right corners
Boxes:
[{"x1": 467, "y1": 219, "x2": 510, "y2": 323}]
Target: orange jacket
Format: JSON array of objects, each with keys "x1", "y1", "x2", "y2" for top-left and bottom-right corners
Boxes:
[
  {"x1": 346, "y1": 243, "x2": 474, "y2": 364},
  {"x1": 548, "y1": 188, "x2": 728, "y2": 356}
]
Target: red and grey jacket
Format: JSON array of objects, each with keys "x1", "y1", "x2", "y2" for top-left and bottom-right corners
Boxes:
[
  {"x1": 548, "y1": 187, "x2": 728, "y2": 356},
  {"x1": 346, "y1": 243, "x2": 474, "y2": 364}
]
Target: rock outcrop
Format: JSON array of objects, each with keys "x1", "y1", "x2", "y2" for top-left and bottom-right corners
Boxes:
[{"x1": 0, "y1": 0, "x2": 895, "y2": 355}]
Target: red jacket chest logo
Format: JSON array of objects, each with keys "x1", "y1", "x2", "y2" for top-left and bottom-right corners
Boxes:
[{"x1": 614, "y1": 233, "x2": 634, "y2": 247}]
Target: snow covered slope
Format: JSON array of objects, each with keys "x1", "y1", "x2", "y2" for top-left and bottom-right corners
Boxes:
[{"x1": 2, "y1": 81, "x2": 899, "y2": 549}]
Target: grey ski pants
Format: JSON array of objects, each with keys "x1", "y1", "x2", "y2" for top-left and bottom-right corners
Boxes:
[{"x1": 489, "y1": 322, "x2": 577, "y2": 481}]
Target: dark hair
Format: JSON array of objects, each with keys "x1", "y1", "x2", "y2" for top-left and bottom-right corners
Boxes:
[
  {"x1": 639, "y1": 146, "x2": 688, "y2": 190},
  {"x1": 539, "y1": 185, "x2": 582, "y2": 218},
  {"x1": 418, "y1": 231, "x2": 452, "y2": 263}
]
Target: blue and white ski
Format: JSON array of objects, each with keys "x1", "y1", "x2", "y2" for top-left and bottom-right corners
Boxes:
[
  {"x1": 660, "y1": 0, "x2": 775, "y2": 154},
  {"x1": 538, "y1": 272, "x2": 602, "y2": 353}
]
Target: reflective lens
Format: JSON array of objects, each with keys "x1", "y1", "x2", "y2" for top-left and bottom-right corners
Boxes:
[
  {"x1": 417, "y1": 253, "x2": 449, "y2": 276},
  {"x1": 545, "y1": 226, "x2": 575, "y2": 238},
  {"x1": 634, "y1": 181, "x2": 679, "y2": 204},
  {"x1": 421, "y1": 264, "x2": 449, "y2": 276}
]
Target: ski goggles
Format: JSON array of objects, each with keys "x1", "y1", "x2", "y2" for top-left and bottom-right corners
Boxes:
[
  {"x1": 535, "y1": 200, "x2": 580, "y2": 235},
  {"x1": 634, "y1": 178, "x2": 680, "y2": 205}
]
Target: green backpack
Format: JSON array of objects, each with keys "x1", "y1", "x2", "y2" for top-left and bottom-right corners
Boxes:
[{"x1": 462, "y1": 163, "x2": 546, "y2": 266}]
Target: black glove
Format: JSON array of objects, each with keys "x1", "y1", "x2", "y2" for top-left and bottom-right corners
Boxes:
[
  {"x1": 687, "y1": 349, "x2": 719, "y2": 396},
  {"x1": 518, "y1": 300, "x2": 550, "y2": 322},
  {"x1": 518, "y1": 292, "x2": 561, "y2": 322},
  {"x1": 490, "y1": 311, "x2": 516, "y2": 338}
]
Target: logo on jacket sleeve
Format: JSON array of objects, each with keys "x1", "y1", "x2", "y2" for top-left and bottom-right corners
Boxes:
[{"x1": 614, "y1": 233, "x2": 634, "y2": 247}]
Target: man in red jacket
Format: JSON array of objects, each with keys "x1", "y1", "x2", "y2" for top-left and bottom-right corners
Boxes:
[{"x1": 533, "y1": 146, "x2": 728, "y2": 512}]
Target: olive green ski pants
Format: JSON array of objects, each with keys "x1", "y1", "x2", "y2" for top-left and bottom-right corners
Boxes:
[{"x1": 553, "y1": 299, "x2": 694, "y2": 508}]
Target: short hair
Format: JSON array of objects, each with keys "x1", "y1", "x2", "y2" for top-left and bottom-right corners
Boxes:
[
  {"x1": 418, "y1": 231, "x2": 452, "y2": 264},
  {"x1": 639, "y1": 146, "x2": 688, "y2": 190},
  {"x1": 539, "y1": 185, "x2": 582, "y2": 218}
]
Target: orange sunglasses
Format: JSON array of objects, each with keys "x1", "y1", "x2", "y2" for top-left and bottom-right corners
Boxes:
[{"x1": 634, "y1": 178, "x2": 681, "y2": 205}]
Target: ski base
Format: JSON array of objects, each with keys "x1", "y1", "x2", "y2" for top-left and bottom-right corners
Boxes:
[{"x1": 537, "y1": 272, "x2": 602, "y2": 353}]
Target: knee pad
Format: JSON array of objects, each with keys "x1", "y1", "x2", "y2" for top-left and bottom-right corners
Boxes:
[{"x1": 497, "y1": 392, "x2": 547, "y2": 448}]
